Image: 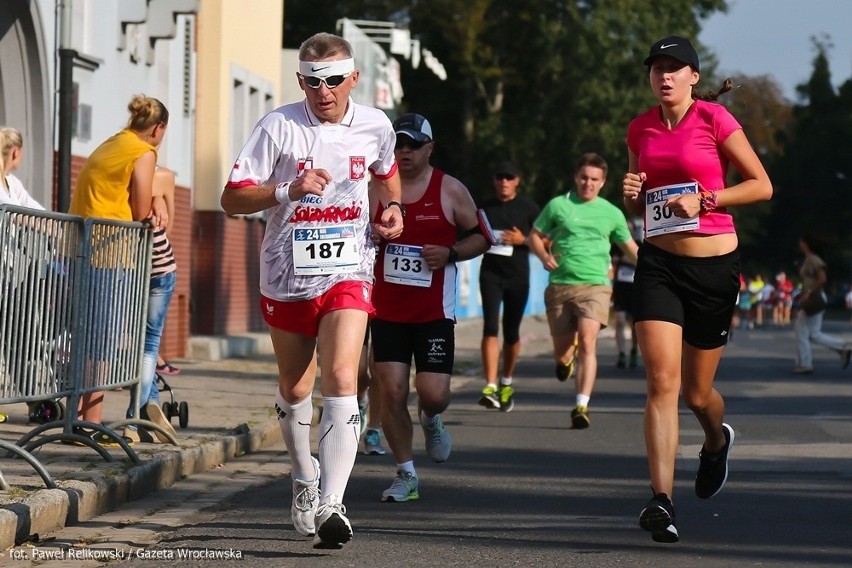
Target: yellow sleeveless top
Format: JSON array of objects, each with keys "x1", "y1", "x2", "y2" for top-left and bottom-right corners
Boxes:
[{"x1": 70, "y1": 129, "x2": 156, "y2": 220}]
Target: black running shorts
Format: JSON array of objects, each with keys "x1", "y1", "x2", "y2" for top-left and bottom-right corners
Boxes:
[
  {"x1": 632, "y1": 242, "x2": 740, "y2": 349},
  {"x1": 370, "y1": 318, "x2": 455, "y2": 375}
]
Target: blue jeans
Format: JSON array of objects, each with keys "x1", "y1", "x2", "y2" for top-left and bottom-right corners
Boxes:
[{"x1": 126, "y1": 271, "x2": 176, "y2": 422}]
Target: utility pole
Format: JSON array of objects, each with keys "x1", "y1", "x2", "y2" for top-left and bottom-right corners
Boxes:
[{"x1": 57, "y1": 0, "x2": 74, "y2": 212}]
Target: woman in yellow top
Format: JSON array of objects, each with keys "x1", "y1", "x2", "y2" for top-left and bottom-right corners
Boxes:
[{"x1": 69, "y1": 95, "x2": 170, "y2": 438}]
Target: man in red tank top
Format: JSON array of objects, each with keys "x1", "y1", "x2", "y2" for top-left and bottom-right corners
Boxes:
[{"x1": 370, "y1": 113, "x2": 489, "y2": 503}]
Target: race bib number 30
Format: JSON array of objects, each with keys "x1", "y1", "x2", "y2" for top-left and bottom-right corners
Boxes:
[
  {"x1": 383, "y1": 243, "x2": 433, "y2": 287},
  {"x1": 292, "y1": 225, "x2": 359, "y2": 275},
  {"x1": 644, "y1": 182, "x2": 700, "y2": 238}
]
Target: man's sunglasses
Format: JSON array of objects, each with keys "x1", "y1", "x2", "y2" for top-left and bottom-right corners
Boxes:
[
  {"x1": 494, "y1": 174, "x2": 517, "y2": 181},
  {"x1": 395, "y1": 138, "x2": 429, "y2": 150},
  {"x1": 299, "y1": 72, "x2": 352, "y2": 89}
]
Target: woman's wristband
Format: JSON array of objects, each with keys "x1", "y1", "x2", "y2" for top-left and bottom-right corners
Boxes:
[
  {"x1": 274, "y1": 182, "x2": 293, "y2": 204},
  {"x1": 699, "y1": 190, "x2": 718, "y2": 213}
]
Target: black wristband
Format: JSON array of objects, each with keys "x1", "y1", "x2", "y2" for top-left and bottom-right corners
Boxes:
[
  {"x1": 447, "y1": 247, "x2": 459, "y2": 263},
  {"x1": 386, "y1": 200, "x2": 406, "y2": 217}
]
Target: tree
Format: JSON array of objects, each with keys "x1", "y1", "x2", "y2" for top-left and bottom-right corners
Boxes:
[
  {"x1": 716, "y1": 74, "x2": 791, "y2": 264},
  {"x1": 763, "y1": 39, "x2": 852, "y2": 285},
  {"x1": 282, "y1": 0, "x2": 731, "y2": 204}
]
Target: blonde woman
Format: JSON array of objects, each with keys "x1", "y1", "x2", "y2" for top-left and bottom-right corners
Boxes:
[
  {"x1": 69, "y1": 95, "x2": 170, "y2": 444},
  {"x1": 1, "y1": 127, "x2": 47, "y2": 423},
  {"x1": 1, "y1": 127, "x2": 44, "y2": 210}
]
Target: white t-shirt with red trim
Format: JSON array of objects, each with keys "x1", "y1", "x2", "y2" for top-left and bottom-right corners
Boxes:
[{"x1": 225, "y1": 98, "x2": 397, "y2": 301}]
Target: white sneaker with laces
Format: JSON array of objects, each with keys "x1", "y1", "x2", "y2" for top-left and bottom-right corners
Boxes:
[
  {"x1": 422, "y1": 414, "x2": 452, "y2": 463},
  {"x1": 381, "y1": 470, "x2": 419, "y2": 502},
  {"x1": 291, "y1": 457, "x2": 320, "y2": 537},
  {"x1": 312, "y1": 494, "x2": 352, "y2": 549}
]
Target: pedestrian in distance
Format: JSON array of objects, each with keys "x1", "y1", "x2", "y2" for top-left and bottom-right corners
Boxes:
[
  {"x1": 528, "y1": 152, "x2": 638, "y2": 430},
  {"x1": 623, "y1": 35, "x2": 773, "y2": 543},
  {"x1": 477, "y1": 161, "x2": 540, "y2": 412},
  {"x1": 792, "y1": 233, "x2": 851, "y2": 374},
  {"x1": 370, "y1": 112, "x2": 490, "y2": 504},
  {"x1": 69, "y1": 95, "x2": 171, "y2": 445},
  {"x1": 221, "y1": 32, "x2": 404, "y2": 549}
]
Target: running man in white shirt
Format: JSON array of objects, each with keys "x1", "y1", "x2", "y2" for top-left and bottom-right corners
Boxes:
[{"x1": 221, "y1": 32, "x2": 404, "y2": 550}]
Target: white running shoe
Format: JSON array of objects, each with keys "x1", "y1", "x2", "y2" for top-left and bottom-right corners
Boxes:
[
  {"x1": 291, "y1": 457, "x2": 320, "y2": 536},
  {"x1": 312, "y1": 494, "x2": 353, "y2": 549},
  {"x1": 422, "y1": 414, "x2": 452, "y2": 463},
  {"x1": 381, "y1": 470, "x2": 419, "y2": 502}
]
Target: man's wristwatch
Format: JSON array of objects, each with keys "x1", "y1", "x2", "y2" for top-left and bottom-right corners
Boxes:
[{"x1": 386, "y1": 200, "x2": 406, "y2": 217}]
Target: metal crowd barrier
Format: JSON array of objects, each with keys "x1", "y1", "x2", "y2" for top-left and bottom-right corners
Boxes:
[{"x1": 0, "y1": 205, "x2": 158, "y2": 486}]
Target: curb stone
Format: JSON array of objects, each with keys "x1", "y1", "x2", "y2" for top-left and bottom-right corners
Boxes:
[{"x1": 0, "y1": 420, "x2": 280, "y2": 550}]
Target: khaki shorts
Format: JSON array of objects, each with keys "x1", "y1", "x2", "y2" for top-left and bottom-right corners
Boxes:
[{"x1": 544, "y1": 284, "x2": 612, "y2": 337}]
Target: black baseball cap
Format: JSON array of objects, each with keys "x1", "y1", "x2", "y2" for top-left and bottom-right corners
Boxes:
[
  {"x1": 393, "y1": 113, "x2": 433, "y2": 143},
  {"x1": 493, "y1": 161, "x2": 519, "y2": 177},
  {"x1": 644, "y1": 35, "x2": 700, "y2": 72}
]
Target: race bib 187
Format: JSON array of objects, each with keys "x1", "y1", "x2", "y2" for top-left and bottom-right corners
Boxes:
[{"x1": 292, "y1": 225, "x2": 359, "y2": 275}]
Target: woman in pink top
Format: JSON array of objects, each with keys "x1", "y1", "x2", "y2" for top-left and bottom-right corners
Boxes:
[{"x1": 622, "y1": 36, "x2": 772, "y2": 543}]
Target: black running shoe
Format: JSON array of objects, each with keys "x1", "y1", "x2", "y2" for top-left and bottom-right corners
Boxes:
[
  {"x1": 555, "y1": 359, "x2": 576, "y2": 382},
  {"x1": 639, "y1": 492, "x2": 678, "y2": 543},
  {"x1": 695, "y1": 423, "x2": 735, "y2": 499},
  {"x1": 570, "y1": 405, "x2": 590, "y2": 429}
]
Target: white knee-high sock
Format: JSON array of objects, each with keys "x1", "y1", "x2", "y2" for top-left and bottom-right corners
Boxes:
[
  {"x1": 318, "y1": 395, "x2": 360, "y2": 501},
  {"x1": 275, "y1": 391, "x2": 316, "y2": 482}
]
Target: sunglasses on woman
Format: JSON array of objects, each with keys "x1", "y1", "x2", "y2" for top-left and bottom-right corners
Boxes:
[
  {"x1": 494, "y1": 174, "x2": 517, "y2": 181},
  {"x1": 299, "y1": 72, "x2": 352, "y2": 89}
]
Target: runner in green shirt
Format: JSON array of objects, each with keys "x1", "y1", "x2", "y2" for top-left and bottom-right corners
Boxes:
[{"x1": 528, "y1": 153, "x2": 638, "y2": 429}]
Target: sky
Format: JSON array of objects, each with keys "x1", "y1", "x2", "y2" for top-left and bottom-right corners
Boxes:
[{"x1": 699, "y1": 0, "x2": 852, "y2": 102}]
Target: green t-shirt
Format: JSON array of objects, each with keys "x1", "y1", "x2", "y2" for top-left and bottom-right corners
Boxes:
[{"x1": 534, "y1": 192, "x2": 632, "y2": 285}]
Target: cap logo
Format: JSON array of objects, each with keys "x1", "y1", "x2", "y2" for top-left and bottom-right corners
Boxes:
[{"x1": 659, "y1": 43, "x2": 677, "y2": 49}]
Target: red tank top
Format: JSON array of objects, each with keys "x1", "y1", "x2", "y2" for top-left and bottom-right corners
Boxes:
[{"x1": 373, "y1": 168, "x2": 458, "y2": 323}]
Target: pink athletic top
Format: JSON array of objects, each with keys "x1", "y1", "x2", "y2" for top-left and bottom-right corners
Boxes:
[{"x1": 627, "y1": 99, "x2": 741, "y2": 235}]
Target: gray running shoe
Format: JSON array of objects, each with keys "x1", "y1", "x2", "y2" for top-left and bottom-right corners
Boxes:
[
  {"x1": 422, "y1": 414, "x2": 452, "y2": 463},
  {"x1": 381, "y1": 470, "x2": 419, "y2": 502}
]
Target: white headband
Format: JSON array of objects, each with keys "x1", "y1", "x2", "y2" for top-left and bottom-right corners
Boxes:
[{"x1": 299, "y1": 58, "x2": 355, "y2": 77}]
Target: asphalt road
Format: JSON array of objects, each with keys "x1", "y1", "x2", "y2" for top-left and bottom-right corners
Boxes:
[{"x1": 95, "y1": 320, "x2": 852, "y2": 568}]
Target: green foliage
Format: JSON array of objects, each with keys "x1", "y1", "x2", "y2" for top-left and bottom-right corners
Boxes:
[
  {"x1": 281, "y1": 1, "x2": 850, "y2": 283},
  {"x1": 762, "y1": 42, "x2": 852, "y2": 284}
]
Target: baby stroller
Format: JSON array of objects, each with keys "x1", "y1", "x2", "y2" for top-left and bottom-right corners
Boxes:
[{"x1": 156, "y1": 373, "x2": 189, "y2": 428}]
